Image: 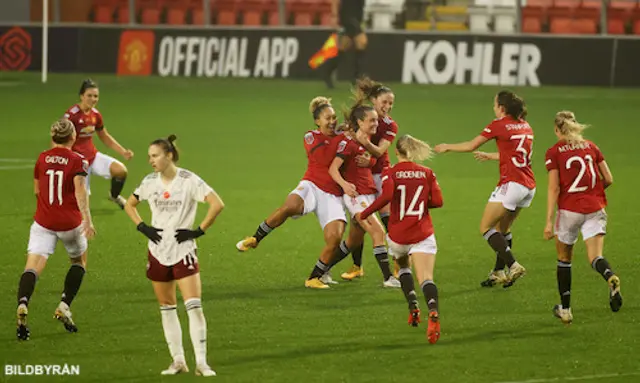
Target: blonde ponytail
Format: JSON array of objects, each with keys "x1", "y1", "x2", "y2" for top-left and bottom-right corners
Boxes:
[
  {"x1": 555, "y1": 111, "x2": 588, "y2": 144},
  {"x1": 396, "y1": 134, "x2": 434, "y2": 162}
]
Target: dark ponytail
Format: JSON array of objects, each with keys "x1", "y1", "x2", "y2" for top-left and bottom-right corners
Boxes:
[
  {"x1": 79, "y1": 78, "x2": 98, "y2": 95},
  {"x1": 496, "y1": 90, "x2": 527, "y2": 121},
  {"x1": 343, "y1": 102, "x2": 375, "y2": 133},
  {"x1": 151, "y1": 134, "x2": 180, "y2": 163}
]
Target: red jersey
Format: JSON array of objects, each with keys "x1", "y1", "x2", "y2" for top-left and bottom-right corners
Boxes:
[
  {"x1": 301, "y1": 130, "x2": 343, "y2": 196},
  {"x1": 545, "y1": 140, "x2": 607, "y2": 214},
  {"x1": 64, "y1": 104, "x2": 105, "y2": 164},
  {"x1": 33, "y1": 147, "x2": 89, "y2": 231},
  {"x1": 371, "y1": 116, "x2": 398, "y2": 175},
  {"x1": 336, "y1": 136, "x2": 378, "y2": 195},
  {"x1": 361, "y1": 162, "x2": 443, "y2": 244},
  {"x1": 481, "y1": 117, "x2": 536, "y2": 189}
]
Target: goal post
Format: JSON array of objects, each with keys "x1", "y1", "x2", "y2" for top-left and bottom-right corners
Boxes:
[{"x1": 42, "y1": 0, "x2": 49, "y2": 83}]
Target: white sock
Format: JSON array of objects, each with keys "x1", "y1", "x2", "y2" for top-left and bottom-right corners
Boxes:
[
  {"x1": 160, "y1": 305, "x2": 185, "y2": 363},
  {"x1": 185, "y1": 298, "x2": 207, "y2": 366}
]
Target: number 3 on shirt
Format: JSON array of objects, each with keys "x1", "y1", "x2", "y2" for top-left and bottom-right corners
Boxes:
[
  {"x1": 398, "y1": 185, "x2": 424, "y2": 220},
  {"x1": 511, "y1": 134, "x2": 534, "y2": 168}
]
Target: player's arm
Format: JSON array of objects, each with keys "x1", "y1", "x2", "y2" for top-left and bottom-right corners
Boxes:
[
  {"x1": 197, "y1": 190, "x2": 225, "y2": 232},
  {"x1": 544, "y1": 169, "x2": 560, "y2": 240},
  {"x1": 435, "y1": 135, "x2": 488, "y2": 154},
  {"x1": 598, "y1": 160, "x2": 613, "y2": 189},
  {"x1": 74, "y1": 175, "x2": 96, "y2": 239},
  {"x1": 96, "y1": 128, "x2": 133, "y2": 160},
  {"x1": 360, "y1": 176, "x2": 394, "y2": 220},
  {"x1": 359, "y1": 134, "x2": 392, "y2": 159},
  {"x1": 126, "y1": 193, "x2": 163, "y2": 244},
  {"x1": 329, "y1": 156, "x2": 357, "y2": 197},
  {"x1": 473, "y1": 151, "x2": 500, "y2": 162},
  {"x1": 428, "y1": 175, "x2": 443, "y2": 209}
]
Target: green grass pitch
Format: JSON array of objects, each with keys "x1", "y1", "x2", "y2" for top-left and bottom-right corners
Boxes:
[{"x1": 0, "y1": 73, "x2": 639, "y2": 383}]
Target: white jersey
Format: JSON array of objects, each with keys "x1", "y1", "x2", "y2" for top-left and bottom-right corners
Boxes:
[{"x1": 134, "y1": 168, "x2": 214, "y2": 266}]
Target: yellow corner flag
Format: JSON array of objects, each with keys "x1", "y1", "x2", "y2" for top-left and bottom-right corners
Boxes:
[{"x1": 308, "y1": 33, "x2": 339, "y2": 69}]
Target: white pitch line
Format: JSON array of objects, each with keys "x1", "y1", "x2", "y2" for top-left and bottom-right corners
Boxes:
[
  {"x1": 0, "y1": 158, "x2": 35, "y2": 163},
  {"x1": 496, "y1": 371, "x2": 640, "y2": 383},
  {"x1": 0, "y1": 165, "x2": 34, "y2": 170}
]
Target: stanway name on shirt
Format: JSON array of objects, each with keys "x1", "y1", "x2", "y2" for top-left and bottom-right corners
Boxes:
[
  {"x1": 402, "y1": 40, "x2": 541, "y2": 86},
  {"x1": 396, "y1": 170, "x2": 427, "y2": 179},
  {"x1": 157, "y1": 36, "x2": 299, "y2": 78}
]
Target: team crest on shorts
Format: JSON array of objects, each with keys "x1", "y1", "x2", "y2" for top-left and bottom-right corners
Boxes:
[
  {"x1": 297, "y1": 186, "x2": 304, "y2": 191},
  {"x1": 360, "y1": 201, "x2": 368, "y2": 208}
]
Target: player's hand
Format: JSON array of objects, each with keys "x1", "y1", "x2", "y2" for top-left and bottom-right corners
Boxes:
[
  {"x1": 434, "y1": 144, "x2": 449, "y2": 154},
  {"x1": 354, "y1": 212, "x2": 363, "y2": 222},
  {"x1": 137, "y1": 222, "x2": 163, "y2": 244},
  {"x1": 123, "y1": 149, "x2": 134, "y2": 161},
  {"x1": 342, "y1": 182, "x2": 358, "y2": 198},
  {"x1": 83, "y1": 222, "x2": 96, "y2": 240},
  {"x1": 355, "y1": 153, "x2": 371, "y2": 168},
  {"x1": 473, "y1": 151, "x2": 495, "y2": 162},
  {"x1": 355, "y1": 130, "x2": 370, "y2": 146},
  {"x1": 175, "y1": 227, "x2": 205, "y2": 244},
  {"x1": 543, "y1": 222, "x2": 555, "y2": 241}
]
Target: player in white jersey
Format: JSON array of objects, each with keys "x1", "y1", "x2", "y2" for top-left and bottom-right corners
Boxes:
[{"x1": 124, "y1": 135, "x2": 224, "y2": 377}]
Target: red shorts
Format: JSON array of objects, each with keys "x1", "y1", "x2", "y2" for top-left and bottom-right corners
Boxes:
[{"x1": 146, "y1": 250, "x2": 199, "y2": 282}]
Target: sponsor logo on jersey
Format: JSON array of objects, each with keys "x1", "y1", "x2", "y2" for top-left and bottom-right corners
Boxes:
[
  {"x1": 157, "y1": 36, "x2": 299, "y2": 79},
  {"x1": 402, "y1": 40, "x2": 541, "y2": 86},
  {"x1": 163, "y1": 191, "x2": 171, "y2": 199}
]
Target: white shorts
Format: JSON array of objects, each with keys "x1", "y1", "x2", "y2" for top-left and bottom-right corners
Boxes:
[
  {"x1": 343, "y1": 194, "x2": 376, "y2": 218},
  {"x1": 373, "y1": 173, "x2": 383, "y2": 197},
  {"x1": 555, "y1": 209, "x2": 607, "y2": 245},
  {"x1": 86, "y1": 152, "x2": 122, "y2": 194},
  {"x1": 488, "y1": 182, "x2": 536, "y2": 211},
  {"x1": 387, "y1": 234, "x2": 438, "y2": 259},
  {"x1": 27, "y1": 222, "x2": 87, "y2": 259},
  {"x1": 290, "y1": 180, "x2": 346, "y2": 229}
]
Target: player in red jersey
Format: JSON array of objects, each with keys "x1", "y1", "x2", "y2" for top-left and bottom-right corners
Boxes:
[
  {"x1": 543, "y1": 111, "x2": 621, "y2": 324},
  {"x1": 327, "y1": 102, "x2": 400, "y2": 288},
  {"x1": 341, "y1": 77, "x2": 400, "y2": 281},
  {"x1": 358, "y1": 135, "x2": 443, "y2": 344},
  {"x1": 235, "y1": 97, "x2": 352, "y2": 289},
  {"x1": 16, "y1": 119, "x2": 96, "y2": 341},
  {"x1": 435, "y1": 91, "x2": 533, "y2": 287},
  {"x1": 63, "y1": 79, "x2": 134, "y2": 209}
]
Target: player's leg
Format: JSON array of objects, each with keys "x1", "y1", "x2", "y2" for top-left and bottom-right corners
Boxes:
[
  {"x1": 390, "y1": 240, "x2": 419, "y2": 326},
  {"x1": 583, "y1": 210, "x2": 621, "y2": 312},
  {"x1": 480, "y1": 184, "x2": 526, "y2": 286},
  {"x1": 153, "y1": 279, "x2": 188, "y2": 375},
  {"x1": 340, "y1": 220, "x2": 366, "y2": 280},
  {"x1": 17, "y1": 223, "x2": 56, "y2": 340},
  {"x1": 552, "y1": 209, "x2": 581, "y2": 324},
  {"x1": 53, "y1": 225, "x2": 89, "y2": 333},
  {"x1": 358, "y1": 214, "x2": 398, "y2": 287},
  {"x1": 327, "y1": 217, "x2": 362, "y2": 271},
  {"x1": 412, "y1": 242, "x2": 440, "y2": 344},
  {"x1": 176, "y1": 255, "x2": 216, "y2": 377},
  {"x1": 306, "y1": 219, "x2": 346, "y2": 288},
  {"x1": 236, "y1": 183, "x2": 307, "y2": 252},
  {"x1": 93, "y1": 152, "x2": 127, "y2": 208}
]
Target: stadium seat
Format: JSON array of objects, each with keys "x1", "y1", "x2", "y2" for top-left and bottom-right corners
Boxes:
[
  {"x1": 166, "y1": 0, "x2": 188, "y2": 25},
  {"x1": 266, "y1": 0, "x2": 285, "y2": 25},
  {"x1": 290, "y1": 0, "x2": 314, "y2": 26},
  {"x1": 633, "y1": 6, "x2": 640, "y2": 34},
  {"x1": 93, "y1": 0, "x2": 119, "y2": 23},
  {"x1": 522, "y1": 6, "x2": 545, "y2": 33},
  {"x1": 215, "y1": 0, "x2": 239, "y2": 25},
  {"x1": 139, "y1": 0, "x2": 162, "y2": 25}
]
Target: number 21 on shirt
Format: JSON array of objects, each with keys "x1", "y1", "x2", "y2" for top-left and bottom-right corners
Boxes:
[{"x1": 511, "y1": 134, "x2": 534, "y2": 168}]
